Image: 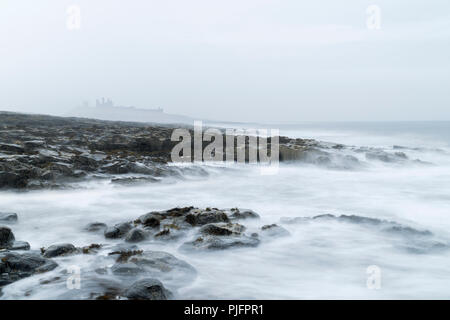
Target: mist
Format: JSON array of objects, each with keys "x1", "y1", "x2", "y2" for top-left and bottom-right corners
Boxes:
[{"x1": 0, "y1": 0, "x2": 449, "y2": 122}]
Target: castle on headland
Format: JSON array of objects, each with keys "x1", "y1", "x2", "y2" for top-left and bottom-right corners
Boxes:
[
  {"x1": 70, "y1": 98, "x2": 190, "y2": 124},
  {"x1": 93, "y1": 97, "x2": 163, "y2": 113}
]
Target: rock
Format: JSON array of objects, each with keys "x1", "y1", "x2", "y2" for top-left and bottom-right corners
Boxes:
[
  {"x1": 84, "y1": 222, "x2": 107, "y2": 232},
  {"x1": 0, "y1": 172, "x2": 28, "y2": 188},
  {"x1": 124, "y1": 278, "x2": 172, "y2": 300},
  {"x1": 0, "y1": 252, "x2": 57, "y2": 286},
  {"x1": 365, "y1": 150, "x2": 408, "y2": 163},
  {"x1": 9, "y1": 241, "x2": 31, "y2": 251},
  {"x1": 227, "y1": 208, "x2": 260, "y2": 220},
  {"x1": 128, "y1": 251, "x2": 196, "y2": 277},
  {"x1": 0, "y1": 226, "x2": 15, "y2": 248},
  {"x1": 111, "y1": 177, "x2": 159, "y2": 185},
  {"x1": 125, "y1": 228, "x2": 148, "y2": 243},
  {"x1": 312, "y1": 214, "x2": 336, "y2": 221},
  {"x1": 260, "y1": 224, "x2": 290, "y2": 237},
  {"x1": 108, "y1": 248, "x2": 143, "y2": 263},
  {"x1": 42, "y1": 243, "x2": 78, "y2": 258},
  {"x1": 41, "y1": 170, "x2": 55, "y2": 181},
  {"x1": 104, "y1": 222, "x2": 133, "y2": 239},
  {"x1": 338, "y1": 215, "x2": 383, "y2": 225},
  {"x1": 382, "y1": 225, "x2": 432, "y2": 237},
  {"x1": 81, "y1": 243, "x2": 102, "y2": 254},
  {"x1": 200, "y1": 223, "x2": 245, "y2": 236},
  {"x1": 185, "y1": 209, "x2": 229, "y2": 226},
  {"x1": 0, "y1": 212, "x2": 18, "y2": 223},
  {"x1": 0, "y1": 143, "x2": 24, "y2": 154},
  {"x1": 181, "y1": 234, "x2": 260, "y2": 251},
  {"x1": 23, "y1": 140, "x2": 45, "y2": 151},
  {"x1": 137, "y1": 212, "x2": 161, "y2": 228},
  {"x1": 111, "y1": 262, "x2": 145, "y2": 276}
]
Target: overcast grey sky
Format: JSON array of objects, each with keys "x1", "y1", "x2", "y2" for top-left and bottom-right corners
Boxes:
[{"x1": 0, "y1": 0, "x2": 449, "y2": 122}]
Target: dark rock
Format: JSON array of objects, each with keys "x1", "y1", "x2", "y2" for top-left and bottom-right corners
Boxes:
[
  {"x1": 41, "y1": 170, "x2": 55, "y2": 181},
  {"x1": 124, "y1": 278, "x2": 172, "y2": 300},
  {"x1": 365, "y1": 150, "x2": 408, "y2": 163},
  {"x1": 260, "y1": 224, "x2": 290, "y2": 237},
  {"x1": 9, "y1": 241, "x2": 31, "y2": 251},
  {"x1": 137, "y1": 212, "x2": 161, "y2": 228},
  {"x1": 0, "y1": 226, "x2": 15, "y2": 248},
  {"x1": 129, "y1": 251, "x2": 196, "y2": 277},
  {"x1": 227, "y1": 208, "x2": 260, "y2": 220},
  {"x1": 200, "y1": 223, "x2": 245, "y2": 236},
  {"x1": 108, "y1": 249, "x2": 143, "y2": 263},
  {"x1": 312, "y1": 214, "x2": 336, "y2": 220},
  {"x1": 0, "y1": 172, "x2": 28, "y2": 188},
  {"x1": 0, "y1": 143, "x2": 24, "y2": 153},
  {"x1": 23, "y1": 140, "x2": 45, "y2": 151},
  {"x1": 154, "y1": 229, "x2": 170, "y2": 238},
  {"x1": 338, "y1": 214, "x2": 383, "y2": 225},
  {"x1": 382, "y1": 225, "x2": 432, "y2": 237},
  {"x1": 0, "y1": 252, "x2": 57, "y2": 286},
  {"x1": 125, "y1": 228, "x2": 148, "y2": 243},
  {"x1": 81, "y1": 243, "x2": 102, "y2": 254},
  {"x1": 181, "y1": 235, "x2": 260, "y2": 251},
  {"x1": 104, "y1": 222, "x2": 133, "y2": 239},
  {"x1": 111, "y1": 177, "x2": 159, "y2": 185},
  {"x1": 42, "y1": 243, "x2": 78, "y2": 258},
  {"x1": 111, "y1": 262, "x2": 145, "y2": 276},
  {"x1": 84, "y1": 222, "x2": 107, "y2": 232},
  {"x1": 0, "y1": 212, "x2": 18, "y2": 223},
  {"x1": 185, "y1": 209, "x2": 229, "y2": 226}
]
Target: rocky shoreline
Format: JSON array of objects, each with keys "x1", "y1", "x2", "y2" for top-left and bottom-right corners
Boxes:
[
  {"x1": 0, "y1": 111, "x2": 442, "y2": 299},
  {"x1": 0, "y1": 206, "x2": 290, "y2": 299},
  {"x1": 0, "y1": 111, "x2": 429, "y2": 190},
  {"x1": 1, "y1": 205, "x2": 446, "y2": 299}
]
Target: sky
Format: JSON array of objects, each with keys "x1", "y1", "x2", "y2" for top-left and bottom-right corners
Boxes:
[{"x1": 0, "y1": 0, "x2": 449, "y2": 122}]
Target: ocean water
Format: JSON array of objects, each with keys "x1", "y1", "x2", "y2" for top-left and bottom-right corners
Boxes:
[{"x1": 1, "y1": 122, "x2": 450, "y2": 299}]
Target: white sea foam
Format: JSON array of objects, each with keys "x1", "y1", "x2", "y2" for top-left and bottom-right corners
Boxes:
[{"x1": 1, "y1": 124, "x2": 450, "y2": 299}]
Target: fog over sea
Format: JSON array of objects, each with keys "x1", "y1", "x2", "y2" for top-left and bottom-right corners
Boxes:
[{"x1": 1, "y1": 121, "x2": 450, "y2": 299}]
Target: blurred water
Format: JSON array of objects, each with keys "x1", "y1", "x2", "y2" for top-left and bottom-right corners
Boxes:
[{"x1": 1, "y1": 122, "x2": 450, "y2": 299}]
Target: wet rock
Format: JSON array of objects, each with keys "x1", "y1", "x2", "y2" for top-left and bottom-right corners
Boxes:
[
  {"x1": 137, "y1": 212, "x2": 161, "y2": 228},
  {"x1": 227, "y1": 208, "x2": 260, "y2": 220},
  {"x1": 124, "y1": 278, "x2": 172, "y2": 300},
  {"x1": 0, "y1": 226, "x2": 15, "y2": 248},
  {"x1": 81, "y1": 243, "x2": 102, "y2": 254},
  {"x1": 154, "y1": 229, "x2": 171, "y2": 238},
  {"x1": 104, "y1": 222, "x2": 133, "y2": 239},
  {"x1": 185, "y1": 209, "x2": 229, "y2": 226},
  {"x1": 9, "y1": 241, "x2": 31, "y2": 251},
  {"x1": 0, "y1": 212, "x2": 18, "y2": 224},
  {"x1": 181, "y1": 234, "x2": 260, "y2": 251},
  {"x1": 23, "y1": 140, "x2": 45, "y2": 152},
  {"x1": 0, "y1": 172, "x2": 28, "y2": 188},
  {"x1": 312, "y1": 214, "x2": 336, "y2": 221},
  {"x1": 111, "y1": 262, "x2": 145, "y2": 276},
  {"x1": 0, "y1": 143, "x2": 24, "y2": 154},
  {"x1": 260, "y1": 224, "x2": 290, "y2": 237},
  {"x1": 200, "y1": 223, "x2": 245, "y2": 236},
  {"x1": 382, "y1": 225, "x2": 432, "y2": 237},
  {"x1": 337, "y1": 215, "x2": 383, "y2": 225},
  {"x1": 41, "y1": 170, "x2": 55, "y2": 181},
  {"x1": 42, "y1": 243, "x2": 78, "y2": 258},
  {"x1": 0, "y1": 252, "x2": 58, "y2": 286},
  {"x1": 85, "y1": 222, "x2": 107, "y2": 232},
  {"x1": 111, "y1": 176, "x2": 159, "y2": 185},
  {"x1": 129, "y1": 251, "x2": 196, "y2": 277},
  {"x1": 108, "y1": 248, "x2": 143, "y2": 263},
  {"x1": 365, "y1": 150, "x2": 408, "y2": 163},
  {"x1": 125, "y1": 228, "x2": 148, "y2": 243},
  {"x1": 72, "y1": 154, "x2": 99, "y2": 171}
]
